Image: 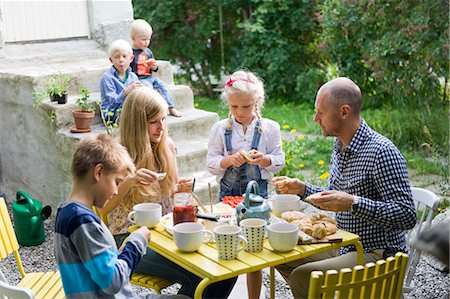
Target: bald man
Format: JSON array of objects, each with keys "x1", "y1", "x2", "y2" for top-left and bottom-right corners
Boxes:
[{"x1": 273, "y1": 77, "x2": 417, "y2": 298}]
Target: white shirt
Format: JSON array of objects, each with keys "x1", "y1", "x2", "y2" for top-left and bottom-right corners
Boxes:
[{"x1": 207, "y1": 117, "x2": 285, "y2": 182}]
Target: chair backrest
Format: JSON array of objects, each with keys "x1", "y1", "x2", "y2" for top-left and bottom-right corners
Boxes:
[
  {"x1": 403, "y1": 187, "x2": 441, "y2": 291},
  {"x1": 92, "y1": 206, "x2": 110, "y2": 226},
  {"x1": 308, "y1": 252, "x2": 409, "y2": 299},
  {"x1": 0, "y1": 269, "x2": 33, "y2": 299},
  {"x1": 407, "y1": 187, "x2": 441, "y2": 241},
  {"x1": 0, "y1": 198, "x2": 26, "y2": 278}
]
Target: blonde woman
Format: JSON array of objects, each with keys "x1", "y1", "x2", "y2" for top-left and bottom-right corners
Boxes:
[{"x1": 100, "y1": 87, "x2": 237, "y2": 298}]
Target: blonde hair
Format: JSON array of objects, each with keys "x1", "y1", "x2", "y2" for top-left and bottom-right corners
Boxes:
[
  {"x1": 108, "y1": 39, "x2": 133, "y2": 57},
  {"x1": 130, "y1": 19, "x2": 153, "y2": 38},
  {"x1": 119, "y1": 87, "x2": 176, "y2": 199},
  {"x1": 71, "y1": 134, "x2": 135, "y2": 180},
  {"x1": 220, "y1": 69, "x2": 265, "y2": 130}
]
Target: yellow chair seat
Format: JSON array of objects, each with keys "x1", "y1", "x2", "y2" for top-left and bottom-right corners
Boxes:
[
  {"x1": 16, "y1": 272, "x2": 64, "y2": 299},
  {"x1": 0, "y1": 197, "x2": 65, "y2": 298},
  {"x1": 130, "y1": 273, "x2": 172, "y2": 293}
]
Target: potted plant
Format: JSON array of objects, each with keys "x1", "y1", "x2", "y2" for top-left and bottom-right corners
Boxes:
[
  {"x1": 47, "y1": 73, "x2": 71, "y2": 104},
  {"x1": 71, "y1": 86, "x2": 96, "y2": 133}
]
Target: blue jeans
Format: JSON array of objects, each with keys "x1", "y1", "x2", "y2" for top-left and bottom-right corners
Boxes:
[
  {"x1": 140, "y1": 77, "x2": 175, "y2": 108},
  {"x1": 114, "y1": 234, "x2": 237, "y2": 298}
]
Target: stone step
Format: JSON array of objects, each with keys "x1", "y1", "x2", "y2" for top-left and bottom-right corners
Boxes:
[
  {"x1": 175, "y1": 138, "x2": 209, "y2": 176},
  {"x1": 60, "y1": 108, "x2": 218, "y2": 141},
  {"x1": 190, "y1": 170, "x2": 220, "y2": 204},
  {"x1": 1, "y1": 46, "x2": 175, "y2": 97},
  {"x1": 40, "y1": 91, "x2": 103, "y2": 128},
  {"x1": 40, "y1": 84, "x2": 195, "y2": 129},
  {"x1": 0, "y1": 39, "x2": 106, "y2": 68},
  {"x1": 167, "y1": 109, "x2": 219, "y2": 141}
]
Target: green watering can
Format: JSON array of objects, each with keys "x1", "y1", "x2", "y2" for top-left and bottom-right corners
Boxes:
[{"x1": 13, "y1": 190, "x2": 51, "y2": 246}]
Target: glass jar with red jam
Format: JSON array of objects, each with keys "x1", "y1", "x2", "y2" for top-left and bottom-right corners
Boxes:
[{"x1": 173, "y1": 193, "x2": 197, "y2": 226}]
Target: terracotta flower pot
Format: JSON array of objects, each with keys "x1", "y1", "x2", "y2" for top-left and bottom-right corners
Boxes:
[{"x1": 72, "y1": 109, "x2": 95, "y2": 131}]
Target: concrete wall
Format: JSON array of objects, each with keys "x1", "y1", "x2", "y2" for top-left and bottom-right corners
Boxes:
[
  {"x1": 0, "y1": 74, "x2": 77, "y2": 208},
  {"x1": 88, "y1": 0, "x2": 134, "y2": 51}
]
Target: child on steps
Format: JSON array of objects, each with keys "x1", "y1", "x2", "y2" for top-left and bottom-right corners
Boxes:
[
  {"x1": 130, "y1": 19, "x2": 181, "y2": 117},
  {"x1": 206, "y1": 69, "x2": 285, "y2": 298},
  {"x1": 99, "y1": 39, "x2": 142, "y2": 124}
]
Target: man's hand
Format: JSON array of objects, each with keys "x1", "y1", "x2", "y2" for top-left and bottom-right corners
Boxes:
[
  {"x1": 272, "y1": 176, "x2": 306, "y2": 196},
  {"x1": 306, "y1": 190, "x2": 354, "y2": 212}
]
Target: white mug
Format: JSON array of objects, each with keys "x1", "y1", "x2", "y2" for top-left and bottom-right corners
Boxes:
[
  {"x1": 267, "y1": 222, "x2": 298, "y2": 252},
  {"x1": 128, "y1": 203, "x2": 162, "y2": 228},
  {"x1": 240, "y1": 218, "x2": 267, "y2": 252},
  {"x1": 173, "y1": 222, "x2": 213, "y2": 252},
  {"x1": 271, "y1": 194, "x2": 301, "y2": 216},
  {"x1": 214, "y1": 225, "x2": 248, "y2": 260}
]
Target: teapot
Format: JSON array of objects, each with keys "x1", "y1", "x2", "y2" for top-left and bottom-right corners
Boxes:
[{"x1": 236, "y1": 180, "x2": 271, "y2": 224}]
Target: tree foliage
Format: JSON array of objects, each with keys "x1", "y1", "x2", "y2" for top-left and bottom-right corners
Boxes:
[
  {"x1": 133, "y1": 0, "x2": 448, "y2": 151},
  {"x1": 320, "y1": 0, "x2": 448, "y2": 108},
  {"x1": 319, "y1": 0, "x2": 448, "y2": 151}
]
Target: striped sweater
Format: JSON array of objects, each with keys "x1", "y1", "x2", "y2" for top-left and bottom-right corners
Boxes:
[{"x1": 54, "y1": 201, "x2": 147, "y2": 298}]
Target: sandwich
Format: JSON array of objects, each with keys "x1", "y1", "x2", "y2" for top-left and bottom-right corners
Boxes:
[{"x1": 239, "y1": 150, "x2": 253, "y2": 162}]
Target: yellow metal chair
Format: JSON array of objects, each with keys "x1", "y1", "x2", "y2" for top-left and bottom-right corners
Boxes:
[
  {"x1": 308, "y1": 252, "x2": 409, "y2": 299},
  {"x1": 0, "y1": 198, "x2": 64, "y2": 298},
  {"x1": 92, "y1": 206, "x2": 172, "y2": 293}
]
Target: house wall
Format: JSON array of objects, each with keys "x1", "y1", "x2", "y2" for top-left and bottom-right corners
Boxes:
[{"x1": 0, "y1": 0, "x2": 134, "y2": 53}]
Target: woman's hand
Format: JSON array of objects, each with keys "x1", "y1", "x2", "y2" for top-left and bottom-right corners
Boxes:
[
  {"x1": 177, "y1": 178, "x2": 194, "y2": 193},
  {"x1": 131, "y1": 168, "x2": 158, "y2": 186},
  {"x1": 272, "y1": 176, "x2": 306, "y2": 196}
]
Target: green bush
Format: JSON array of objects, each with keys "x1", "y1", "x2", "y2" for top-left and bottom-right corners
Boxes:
[{"x1": 319, "y1": 0, "x2": 448, "y2": 109}]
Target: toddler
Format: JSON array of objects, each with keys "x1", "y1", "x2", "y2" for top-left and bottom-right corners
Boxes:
[{"x1": 130, "y1": 19, "x2": 181, "y2": 117}]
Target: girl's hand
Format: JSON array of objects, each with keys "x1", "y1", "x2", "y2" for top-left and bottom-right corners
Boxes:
[
  {"x1": 248, "y1": 150, "x2": 271, "y2": 167},
  {"x1": 177, "y1": 178, "x2": 193, "y2": 193},
  {"x1": 228, "y1": 152, "x2": 247, "y2": 167},
  {"x1": 131, "y1": 168, "x2": 158, "y2": 186},
  {"x1": 271, "y1": 176, "x2": 306, "y2": 196}
]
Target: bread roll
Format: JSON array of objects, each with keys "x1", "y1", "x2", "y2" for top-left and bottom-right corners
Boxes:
[{"x1": 281, "y1": 211, "x2": 307, "y2": 222}]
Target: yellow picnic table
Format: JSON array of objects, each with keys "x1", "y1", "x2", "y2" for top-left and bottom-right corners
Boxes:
[{"x1": 130, "y1": 223, "x2": 363, "y2": 299}]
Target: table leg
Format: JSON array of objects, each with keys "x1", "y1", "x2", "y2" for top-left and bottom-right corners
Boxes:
[
  {"x1": 194, "y1": 278, "x2": 211, "y2": 299},
  {"x1": 355, "y1": 241, "x2": 364, "y2": 265},
  {"x1": 270, "y1": 267, "x2": 275, "y2": 299}
]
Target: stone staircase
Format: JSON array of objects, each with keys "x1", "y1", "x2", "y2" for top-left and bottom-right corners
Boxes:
[{"x1": 0, "y1": 39, "x2": 220, "y2": 210}]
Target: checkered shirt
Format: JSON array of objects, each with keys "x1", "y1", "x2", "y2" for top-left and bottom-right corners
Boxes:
[{"x1": 305, "y1": 119, "x2": 417, "y2": 256}]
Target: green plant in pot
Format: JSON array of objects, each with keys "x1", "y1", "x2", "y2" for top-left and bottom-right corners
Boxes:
[
  {"x1": 47, "y1": 73, "x2": 71, "y2": 104},
  {"x1": 72, "y1": 85, "x2": 96, "y2": 133}
]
